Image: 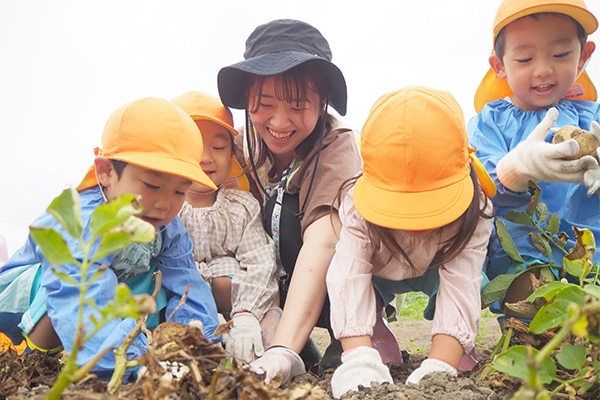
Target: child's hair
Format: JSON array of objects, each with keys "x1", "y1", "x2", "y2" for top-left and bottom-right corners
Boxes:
[
  {"x1": 111, "y1": 159, "x2": 128, "y2": 178},
  {"x1": 334, "y1": 168, "x2": 492, "y2": 272},
  {"x1": 494, "y1": 12, "x2": 587, "y2": 63},
  {"x1": 243, "y1": 62, "x2": 332, "y2": 168}
]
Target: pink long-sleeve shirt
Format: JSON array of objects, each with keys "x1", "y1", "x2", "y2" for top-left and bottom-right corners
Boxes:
[{"x1": 326, "y1": 188, "x2": 493, "y2": 353}]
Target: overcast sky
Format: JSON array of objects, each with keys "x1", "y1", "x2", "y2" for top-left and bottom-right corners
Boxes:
[{"x1": 1, "y1": 0, "x2": 599, "y2": 256}]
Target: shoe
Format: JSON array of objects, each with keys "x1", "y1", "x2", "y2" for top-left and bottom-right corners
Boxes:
[
  {"x1": 372, "y1": 310, "x2": 401, "y2": 364},
  {"x1": 318, "y1": 337, "x2": 342, "y2": 376},
  {"x1": 299, "y1": 337, "x2": 322, "y2": 374}
]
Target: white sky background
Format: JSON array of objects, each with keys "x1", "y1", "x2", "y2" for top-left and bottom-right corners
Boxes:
[{"x1": 1, "y1": 0, "x2": 598, "y2": 256}]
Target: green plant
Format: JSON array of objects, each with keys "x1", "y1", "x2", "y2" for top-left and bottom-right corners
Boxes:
[
  {"x1": 30, "y1": 188, "x2": 157, "y2": 400},
  {"x1": 480, "y1": 182, "x2": 600, "y2": 399}
]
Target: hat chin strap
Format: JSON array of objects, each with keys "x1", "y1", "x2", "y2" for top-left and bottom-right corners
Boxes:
[{"x1": 576, "y1": 56, "x2": 591, "y2": 81}]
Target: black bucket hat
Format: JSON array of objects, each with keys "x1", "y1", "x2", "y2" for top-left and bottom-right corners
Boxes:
[{"x1": 217, "y1": 19, "x2": 347, "y2": 116}]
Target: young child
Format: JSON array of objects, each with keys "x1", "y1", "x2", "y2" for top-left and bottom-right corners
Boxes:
[
  {"x1": 468, "y1": 0, "x2": 600, "y2": 319},
  {"x1": 171, "y1": 91, "x2": 280, "y2": 363},
  {"x1": 326, "y1": 87, "x2": 494, "y2": 398},
  {"x1": 0, "y1": 97, "x2": 220, "y2": 380}
]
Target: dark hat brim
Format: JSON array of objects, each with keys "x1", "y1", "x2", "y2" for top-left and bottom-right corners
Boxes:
[{"x1": 218, "y1": 51, "x2": 347, "y2": 115}]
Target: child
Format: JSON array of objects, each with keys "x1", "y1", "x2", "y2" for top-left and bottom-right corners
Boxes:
[
  {"x1": 327, "y1": 87, "x2": 494, "y2": 398},
  {"x1": 218, "y1": 19, "x2": 362, "y2": 380},
  {"x1": 468, "y1": 0, "x2": 600, "y2": 319},
  {"x1": 0, "y1": 97, "x2": 220, "y2": 380},
  {"x1": 171, "y1": 91, "x2": 280, "y2": 363}
]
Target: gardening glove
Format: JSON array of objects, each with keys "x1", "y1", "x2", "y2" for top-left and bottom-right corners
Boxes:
[
  {"x1": 583, "y1": 121, "x2": 600, "y2": 196},
  {"x1": 247, "y1": 346, "x2": 305, "y2": 384},
  {"x1": 226, "y1": 312, "x2": 264, "y2": 362},
  {"x1": 405, "y1": 358, "x2": 457, "y2": 385},
  {"x1": 331, "y1": 346, "x2": 393, "y2": 398},
  {"x1": 496, "y1": 108, "x2": 599, "y2": 192}
]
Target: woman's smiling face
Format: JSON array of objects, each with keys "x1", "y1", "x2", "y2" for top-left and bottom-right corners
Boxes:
[{"x1": 248, "y1": 76, "x2": 323, "y2": 167}]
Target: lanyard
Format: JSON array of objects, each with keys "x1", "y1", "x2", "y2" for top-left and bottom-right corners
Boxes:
[{"x1": 271, "y1": 166, "x2": 292, "y2": 278}]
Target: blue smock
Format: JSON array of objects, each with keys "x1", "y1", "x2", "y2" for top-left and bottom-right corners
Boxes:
[
  {"x1": 467, "y1": 99, "x2": 600, "y2": 280},
  {"x1": 0, "y1": 187, "x2": 219, "y2": 380}
]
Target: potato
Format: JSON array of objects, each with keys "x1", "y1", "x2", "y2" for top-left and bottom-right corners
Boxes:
[{"x1": 552, "y1": 125, "x2": 599, "y2": 162}]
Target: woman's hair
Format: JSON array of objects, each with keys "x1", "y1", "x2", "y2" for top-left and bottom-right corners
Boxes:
[
  {"x1": 334, "y1": 167, "x2": 493, "y2": 272},
  {"x1": 495, "y1": 12, "x2": 587, "y2": 63},
  {"x1": 242, "y1": 62, "x2": 332, "y2": 170}
]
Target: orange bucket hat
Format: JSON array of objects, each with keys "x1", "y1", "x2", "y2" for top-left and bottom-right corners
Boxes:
[
  {"x1": 353, "y1": 87, "x2": 476, "y2": 231},
  {"x1": 170, "y1": 91, "x2": 250, "y2": 191},
  {"x1": 77, "y1": 97, "x2": 217, "y2": 192},
  {"x1": 474, "y1": 0, "x2": 598, "y2": 112}
]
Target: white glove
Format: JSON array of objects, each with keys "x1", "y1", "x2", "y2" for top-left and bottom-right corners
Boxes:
[
  {"x1": 331, "y1": 346, "x2": 393, "y2": 399},
  {"x1": 247, "y1": 346, "x2": 305, "y2": 384},
  {"x1": 496, "y1": 108, "x2": 599, "y2": 192},
  {"x1": 583, "y1": 121, "x2": 600, "y2": 195},
  {"x1": 405, "y1": 358, "x2": 457, "y2": 385},
  {"x1": 226, "y1": 312, "x2": 264, "y2": 362}
]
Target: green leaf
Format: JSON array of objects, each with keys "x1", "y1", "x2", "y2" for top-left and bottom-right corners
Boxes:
[
  {"x1": 482, "y1": 274, "x2": 516, "y2": 307},
  {"x1": 527, "y1": 281, "x2": 570, "y2": 302},
  {"x1": 564, "y1": 257, "x2": 591, "y2": 281},
  {"x1": 90, "y1": 232, "x2": 132, "y2": 264},
  {"x1": 593, "y1": 360, "x2": 600, "y2": 372},
  {"x1": 492, "y1": 345, "x2": 556, "y2": 384},
  {"x1": 503, "y1": 210, "x2": 536, "y2": 227},
  {"x1": 525, "y1": 182, "x2": 542, "y2": 217},
  {"x1": 89, "y1": 194, "x2": 141, "y2": 237},
  {"x1": 51, "y1": 268, "x2": 79, "y2": 286},
  {"x1": 528, "y1": 232, "x2": 552, "y2": 259},
  {"x1": 494, "y1": 218, "x2": 526, "y2": 264},
  {"x1": 46, "y1": 188, "x2": 82, "y2": 240},
  {"x1": 529, "y1": 294, "x2": 584, "y2": 334},
  {"x1": 535, "y1": 202, "x2": 548, "y2": 224},
  {"x1": 584, "y1": 284, "x2": 600, "y2": 299},
  {"x1": 545, "y1": 213, "x2": 560, "y2": 236},
  {"x1": 29, "y1": 227, "x2": 79, "y2": 265},
  {"x1": 555, "y1": 344, "x2": 586, "y2": 370},
  {"x1": 88, "y1": 265, "x2": 108, "y2": 286},
  {"x1": 117, "y1": 216, "x2": 156, "y2": 243}
]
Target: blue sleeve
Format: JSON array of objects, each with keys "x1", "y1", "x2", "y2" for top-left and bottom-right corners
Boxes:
[{"x1": 158, "y1": 217, "x2": 220, "y2": 341}]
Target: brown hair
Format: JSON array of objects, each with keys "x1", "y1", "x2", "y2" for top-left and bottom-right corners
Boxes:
[
  {"x1": 243, "y1": 62, "x2": 332, "y2": 170},
  {"x1": 495, "y1": 12, "x2": 587, "y2": 63},
  {"x1": 334, "y1": 168, "x2": 492, "y2": 273}
]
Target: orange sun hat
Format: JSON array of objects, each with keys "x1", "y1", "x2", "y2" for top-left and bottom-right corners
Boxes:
[
  {"x1": 170, "y1": 91, "x2": 250, "y2": 191},
  {"x1": 77, "y1": 97, "x2": 216, "y2": 192},
  {"x1": 353, "y1": 86, "x2": 476, "y2": 231},
  {"x1": 474, "y1": 0, "x2": 599, "y2": 112}
]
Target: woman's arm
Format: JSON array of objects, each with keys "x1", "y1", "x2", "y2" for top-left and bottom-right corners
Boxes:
[{"x1": 268, "y1": 213, "x2": 340, "y2": 353}]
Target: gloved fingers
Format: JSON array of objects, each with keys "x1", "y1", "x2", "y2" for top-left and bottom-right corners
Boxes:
[
  {"x1": 590, "y1": 121, "x2": 600, "y2": 142},
  {"x1": 544, "y1": 138, "x2": 581, "y2": 160},
  {"x1": 527, "y1": 107, "x2": 559, "y2": 142},
  {"x1": 254, "y1": 334, "x2": 265, "y2": 357},
  {"x1": 584, "y1": 168, "x2": 600, "y2": 196},
  {"x1": 574, "y1": 154, "x2": 599, "y2": 171}
]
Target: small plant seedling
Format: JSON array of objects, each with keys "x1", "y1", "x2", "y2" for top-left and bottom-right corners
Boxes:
[{"x1": 29, "y1": 188, "x2": 158, "y2": 400}]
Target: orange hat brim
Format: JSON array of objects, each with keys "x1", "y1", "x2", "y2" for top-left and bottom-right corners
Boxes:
[
  {"x1": 353, "y1": 173, "x2": 475, "y2": 231},
  {"x1": 474, "y1": 69, "x2": 597, "y2": 113}
]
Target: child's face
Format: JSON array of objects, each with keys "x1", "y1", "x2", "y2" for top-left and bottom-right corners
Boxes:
[
  {"x1": 105, "y1": 163, "x2": 191, "y2": 228},
  {"x1": 248, "y1": 76, "x2": 322, "y2": 166},
  {"x1": 190, "y1": 120, "x2": 233, "y2": 193},
  {"x1": 491, "y1": 14, "x2": 592, "y2": 111}
]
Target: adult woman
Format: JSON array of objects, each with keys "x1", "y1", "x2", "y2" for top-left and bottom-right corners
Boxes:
[{"x1": 217, "y1": 19, "x2": 362, "y2": 382}]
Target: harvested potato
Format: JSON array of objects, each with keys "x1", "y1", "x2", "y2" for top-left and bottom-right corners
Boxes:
[{"x1": 552, "y1": 125, "x2": 599, "y2": 161}]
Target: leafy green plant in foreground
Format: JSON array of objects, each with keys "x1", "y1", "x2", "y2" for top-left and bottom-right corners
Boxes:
[
  {"x1": 480, "y1": 182, "x2": 600, "y2": 399},
  {"x1": 30, "y1": 188, "x2": 157, "y2": 400}
]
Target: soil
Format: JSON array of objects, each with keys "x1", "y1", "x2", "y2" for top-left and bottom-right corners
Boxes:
[{"x1": 1, "y1": 317, "x2": 598, "y2": 400}]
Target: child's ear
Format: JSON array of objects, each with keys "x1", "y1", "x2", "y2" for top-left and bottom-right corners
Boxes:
[
  {"x1": 94, "y1": 156, "x2": 115, "y2": 187},
  {"x1": 489, "y1": 54, "x2": 507, "y2": 79},
  {"x1": 579, "y1": 41, "x2": 596, "y2": 69}
]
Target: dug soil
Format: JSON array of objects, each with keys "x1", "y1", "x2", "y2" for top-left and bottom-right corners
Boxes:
[{"x1": 1, "y1": 317, "x2": 597, "y2": 399}]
